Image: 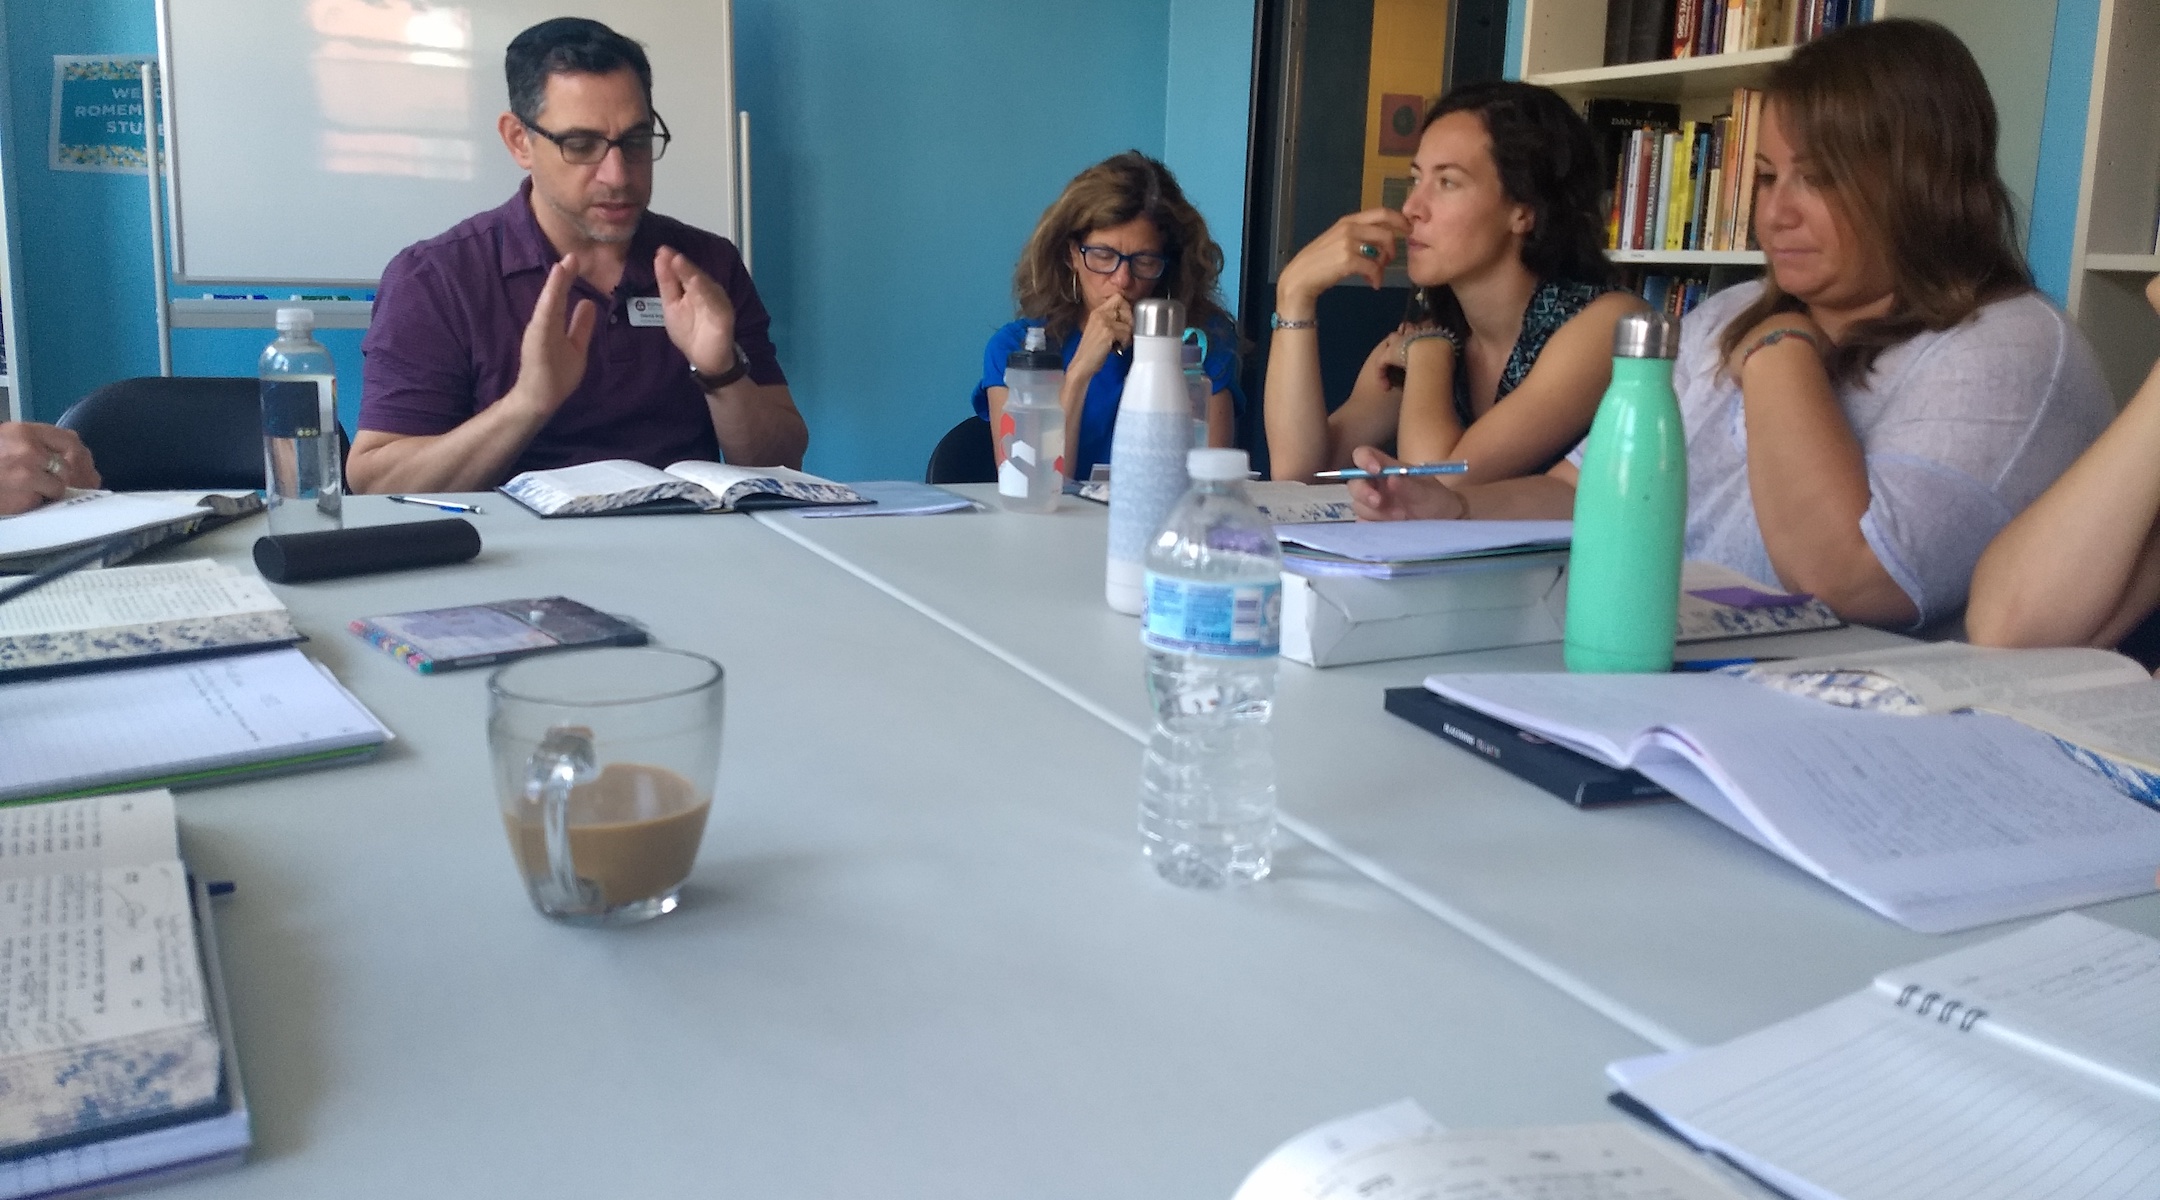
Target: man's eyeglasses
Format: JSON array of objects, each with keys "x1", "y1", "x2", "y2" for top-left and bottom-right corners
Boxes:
[
  {"x1": 522, "y1": 111, "x2": 672, "y2": 165},
  {"x1": 1075, "y1": 242, "x2": 1171, "y2": 282}
]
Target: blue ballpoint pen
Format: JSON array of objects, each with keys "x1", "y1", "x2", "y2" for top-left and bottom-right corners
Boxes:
[
  {"x1": 386, "y1": 495, "x2": 482, "y2": 514},
  {"x1": 1311, "y1": 461, "x2": 1469, "y2": 481}
]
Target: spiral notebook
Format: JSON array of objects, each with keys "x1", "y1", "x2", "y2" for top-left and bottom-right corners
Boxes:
[{"x1": 1611, "y1": 914, "x2": 2160, "y2": 1200}]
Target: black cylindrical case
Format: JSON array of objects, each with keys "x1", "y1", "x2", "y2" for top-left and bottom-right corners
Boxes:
[{"x1": 252, "y1": 518, "x2": 481, "y2": 583}]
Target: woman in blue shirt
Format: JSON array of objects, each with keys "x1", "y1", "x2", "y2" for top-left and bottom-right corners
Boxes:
[{"x1": 974, "y1": 151, "x2": 1239, "y2": 482}]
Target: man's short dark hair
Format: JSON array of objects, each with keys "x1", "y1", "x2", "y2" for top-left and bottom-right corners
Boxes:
[{"x1": 505, "y1": 18, "x2": 653, "y2": 125}]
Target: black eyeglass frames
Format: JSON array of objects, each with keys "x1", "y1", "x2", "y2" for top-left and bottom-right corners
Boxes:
[
  {"x1": 1074, "y1": 242, "x2": 1171, "y2": 281},
  {"x1": 521, "y1": 111, "x2": 673, "y2": 165}
]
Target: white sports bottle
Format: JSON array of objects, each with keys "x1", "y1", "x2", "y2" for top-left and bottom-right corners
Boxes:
[
  {"x1": 997, "y1": 326, "x2": 1065, "y2": 513},
  {"x1": 1104, "y1": 298, "x2": 1193, "y2": 613}
]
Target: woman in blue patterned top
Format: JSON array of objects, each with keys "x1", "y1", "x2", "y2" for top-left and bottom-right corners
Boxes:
[
  {"x1": 973, "y1": 152, "x2": 1239, "y2": 483},
  {"x1": 1265, "y1": 82, "x2": 1641, "y2": 487}
]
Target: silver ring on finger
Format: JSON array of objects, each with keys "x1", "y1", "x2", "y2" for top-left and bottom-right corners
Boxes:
[
  {"x1": 43, "y1": 453, "x2": 63, "y2": 476},
  {"x1": 1358, "y1": 242, "x2": 1380, "y2": 260}
]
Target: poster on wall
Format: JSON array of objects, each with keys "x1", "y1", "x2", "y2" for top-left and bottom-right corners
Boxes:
[{"x1": 50, "y1": 55, "x2": 163, "y2": 173}]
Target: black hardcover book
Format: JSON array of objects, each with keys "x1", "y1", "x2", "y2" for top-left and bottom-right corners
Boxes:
[
  {"x1": 1604, "y1": 0, "x2": 1637, "y2": 66},
  {"x1": 1627, "y1": 0, "x2": 1678, "y2": 63},
  {"x1": 1383, "y1": 686, "x2": 1673, "y2": 808},
  {"x1": 1582, "y1": 98, "x2": 1681, "y2": 221}
]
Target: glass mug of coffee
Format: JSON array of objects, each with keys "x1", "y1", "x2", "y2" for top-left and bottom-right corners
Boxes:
[{"x1": 487, "y1": 648, "x2": 723, "y2": 926}]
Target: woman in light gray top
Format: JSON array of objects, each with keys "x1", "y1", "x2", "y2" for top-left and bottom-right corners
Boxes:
[
  {"x1": 1348, "y1": 20, "x2": 2112, "y2": 629},
  {"x1": 1968, "y1": 274, "x2": 2160, "y2": 663}
]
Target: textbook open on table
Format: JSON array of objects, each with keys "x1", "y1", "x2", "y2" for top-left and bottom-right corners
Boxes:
[
  {"x1": 0, "y1": 560, "x2": 300, "y2": 680},
  {"x1": 1422, "y1": 672, "x2": 2160, "y2": 932},
  {"x1": 0, "y1": 791, "x2": 250, "y2": 1198},
  {"x1": 500, "y1": 459, "x2": 867, "y2": 517},
  {"x1": 1610, "y1": 914, "x2": 2160, "y2": 1200}
]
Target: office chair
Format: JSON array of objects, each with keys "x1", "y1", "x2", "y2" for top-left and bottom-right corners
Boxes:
[
  {"x1": 56, "y1": 376, "x2": 348, "y2": 492},
  {"x1": 925, "y1": 415, "x2": 995, "y2": 485}
]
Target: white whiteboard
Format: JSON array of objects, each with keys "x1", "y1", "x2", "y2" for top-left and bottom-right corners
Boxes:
[{"x1": 156, "y1": 0, "x2": 738, "y2": 284}]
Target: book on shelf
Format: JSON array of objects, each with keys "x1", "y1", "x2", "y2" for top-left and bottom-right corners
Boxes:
[
  {"x1": 1609, "y1": 913, "x2": 2160, "y2": 1200},
  {"x1": 0, "y1": 491, "x2": 263, "y2": 574},
  {"x1": 499, "y1": 459, "x2": 868, "y2": 518},
  {"x1": 1595, "y1": 92, "x2": 1763, "y2": 256},
  {"x1": 0, "y1": 790, "x2": 251, "y2": 1198},
  {"x1": 1234, "y1": 1098, "x2": 1753, "y2": 1200},
  {"x1": 0, "y1": 559, "x2": 301, "y2": 681},
  {"x1": 1597, "y1": 0, "x2": 1864, "y2": 66},
  {"x1": 0, "y1": 647, "x2": 391, "y2": 804},
  {"x1": 1731, "y1": 641, "x2": 2160, "y2": 802},
  {"x1": 1419, "y1": 670, "x2": 2160, "y2": 932}
]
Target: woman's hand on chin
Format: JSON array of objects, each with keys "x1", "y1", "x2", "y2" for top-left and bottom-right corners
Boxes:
[{"x1": 1345, "y1": 446, "x2": 1468, "y2": 522}]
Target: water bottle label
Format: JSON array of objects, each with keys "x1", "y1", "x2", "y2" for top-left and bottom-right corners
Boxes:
[
  {"x1": 260, "y1": 380, "x2": 322, "y2": 438},
  {"x1": 1142, "y1": 574, "x2": 1281, "y2": 657}
]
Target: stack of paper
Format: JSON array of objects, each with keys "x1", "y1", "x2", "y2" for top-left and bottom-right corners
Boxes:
[{"x1": 1278, "y1": 520, "x2": 1574, "y2": 578}]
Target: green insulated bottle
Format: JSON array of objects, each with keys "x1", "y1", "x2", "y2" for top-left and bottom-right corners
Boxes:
[{"x1": 1565, "y1": 311, "x2": 1685, "y2": 673}]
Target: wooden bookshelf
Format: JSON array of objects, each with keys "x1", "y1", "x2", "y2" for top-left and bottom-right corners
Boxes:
[{"x1": 2066, "y1": 0, "x2": 2160, "y2": 405}]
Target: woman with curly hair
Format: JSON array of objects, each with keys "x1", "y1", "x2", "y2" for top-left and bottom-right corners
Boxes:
[
  {"x1": 1265, "y1": 80, "x2": 1641, "y2": 485},
  {"x1": 973, "y1": 151, "x2": 1239, "y2": 482}
]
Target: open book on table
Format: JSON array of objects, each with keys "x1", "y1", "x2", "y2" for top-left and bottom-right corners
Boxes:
[
  {"x1": 0, "y1": 559, "x2": 301, "y2": 680},
  {"x1": 0, "y1": 790, "x2": 250, "y2": 1193},
  {"x1": 0, "y1": 491, "x2": 263, "y2": 573},
  {"x1": 1422, "y1": 671, "x2": 2160, "y2": 932},
  {"x1": 1610, "y1": 914, "x2": 2160, "y2": 1200},
  {"x1": 1731, "y1": 642, "x2": 2160, "y2": 800},
  {"x1": 499, "y1": 459, "x2": 867, "y2": 517},
  {"x1": 1232, "y1": 1097, "x2": 1756, "y2": 1199}
]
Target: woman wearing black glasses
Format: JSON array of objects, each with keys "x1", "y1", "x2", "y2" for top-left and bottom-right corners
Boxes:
[
  {"x1": 1265, "y1": 81, "x2": 1638, "y2": 487},
  {"x1": 973, "y1": 151, "x2": 1239, "y2": 482}
]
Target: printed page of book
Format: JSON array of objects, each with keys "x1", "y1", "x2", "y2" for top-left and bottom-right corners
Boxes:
[
  {"x1": 0, "y1": 648, "x2": 390, "y2": 801},
  {"x1": 663, "y1": 461, "x2": 861, "y2": 508},
  {"x1": 501, "y1": 459, "x2": 706, "y2": 515},
  {"x1": 1233, "y1": 1098, "x2": 1755, "y2": 1200},
  {"x1": 0, "y1": 560, "x2": 282, "y2": 638},
  {"x1": 1245, "y1": 482, "x2": 1354, "y2": 525},
  {"x1": 1739, "y1": 643, "x2": 2160, "y2": 771},
  {"x1": 0, "y1": 492, "x2": 211, "y2": 558},
  {"x1": 1626, "y1": 989, "x2": 2160, "y2": 1200},
  {"x1": 1871, "y1": 914, "x2": 2160, "y2": 1098},
  {"x1": 0, "y1": 792, "x2": 202, "y2": 1052}
]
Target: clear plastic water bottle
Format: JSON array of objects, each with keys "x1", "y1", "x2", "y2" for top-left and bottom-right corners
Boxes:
[
  {"x1": 260, "y1": 307, "x2": 343, "y2": 534},
  {"x1": 1138, "y1": 447, "x2": 1283, "y2": 888},
  {"x1": 1180, "y1": 331, "x2": 1210, "y2": 450},
  {"x1": 997, "y1": 326, "x2": 1065, "y2": 513}
]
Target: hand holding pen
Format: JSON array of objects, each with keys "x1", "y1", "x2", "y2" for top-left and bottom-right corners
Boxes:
[{"x1": 1341, "y1": 446, "x2": 1470, "y2": 522}]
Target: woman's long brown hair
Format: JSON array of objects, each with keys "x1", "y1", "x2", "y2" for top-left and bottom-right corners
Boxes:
[
  {"x1": 1012, "y1": 151, "x2": 1233, "y2": 346},
  {"x1": 1717, "y1": 18, "x2": 2031, "y2": 384}
]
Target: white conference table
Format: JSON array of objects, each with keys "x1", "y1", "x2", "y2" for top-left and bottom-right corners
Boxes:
[
  {"x1": 756, "y1": 488, "x2": 2160, "y2": 1050},
  {"x1": 142, "y1": 499, "x2": 1657, "y2": 1200}
]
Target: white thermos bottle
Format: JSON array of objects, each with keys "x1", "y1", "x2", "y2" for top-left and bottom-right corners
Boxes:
[{"x1": 1105, "y1": 298, "x2": 1194, "y2": 614}]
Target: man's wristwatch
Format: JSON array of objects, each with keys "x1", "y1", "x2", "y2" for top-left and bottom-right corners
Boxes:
[{"x1": 689, "y1": 344, "x2": 749, "y2": 391}]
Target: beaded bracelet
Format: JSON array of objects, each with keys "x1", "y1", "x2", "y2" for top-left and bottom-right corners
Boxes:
[
  {"x1": 1740, "y1": 326, "x2": 1829, "y2": 371},
  {"x1": 1399, "y1": 328, "x2": 1462, "y2": 364}
]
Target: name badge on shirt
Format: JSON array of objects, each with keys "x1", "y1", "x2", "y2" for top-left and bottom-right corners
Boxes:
[{"x1": 626, "y1": 296, "x2": 667, "y2": 327}]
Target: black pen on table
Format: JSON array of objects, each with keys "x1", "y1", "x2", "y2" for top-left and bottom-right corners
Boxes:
[
  {"x1": 0, "y1": 532, "x2": 138, "y2": 608},
  {"x1": 387, "y1": 495, "x2": 483, "y2": 514}
]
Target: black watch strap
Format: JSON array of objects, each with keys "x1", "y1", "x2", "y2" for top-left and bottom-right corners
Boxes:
[{"x1": 690, "y1": 345, "x2": 749, "y2": 391}]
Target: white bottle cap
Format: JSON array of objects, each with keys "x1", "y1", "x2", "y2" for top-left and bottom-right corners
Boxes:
[
  {"x1": 276, "y1": 307, "x2": 315, "y2": 331},
  {"x1": 1187, "y1": 448, "x2": 1249, "y2": 481}
]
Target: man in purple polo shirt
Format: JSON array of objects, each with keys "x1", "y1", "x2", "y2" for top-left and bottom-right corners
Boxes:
[{"x1": 348, "y1": 18, "x2": 806, "y2": 494}]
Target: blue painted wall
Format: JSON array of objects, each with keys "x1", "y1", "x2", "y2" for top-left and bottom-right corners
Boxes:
[
  {"x1": 3, "y1": 0, "x2": 1259, "y2": 481},
  {"x1": 1165, "y1": 0, "x2": 1258, "y2": 311},
  {"x1": 2030, "y1": 0, "x2": 2102, "y2": 305}
]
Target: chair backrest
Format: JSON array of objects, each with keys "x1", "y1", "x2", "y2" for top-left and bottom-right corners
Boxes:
[
  {"x1": 56, "y1": 376, "x2": 345, "y2": 493},
  {"x1": 926, "y1": 416, "x2": 994, "y2": 485}
]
